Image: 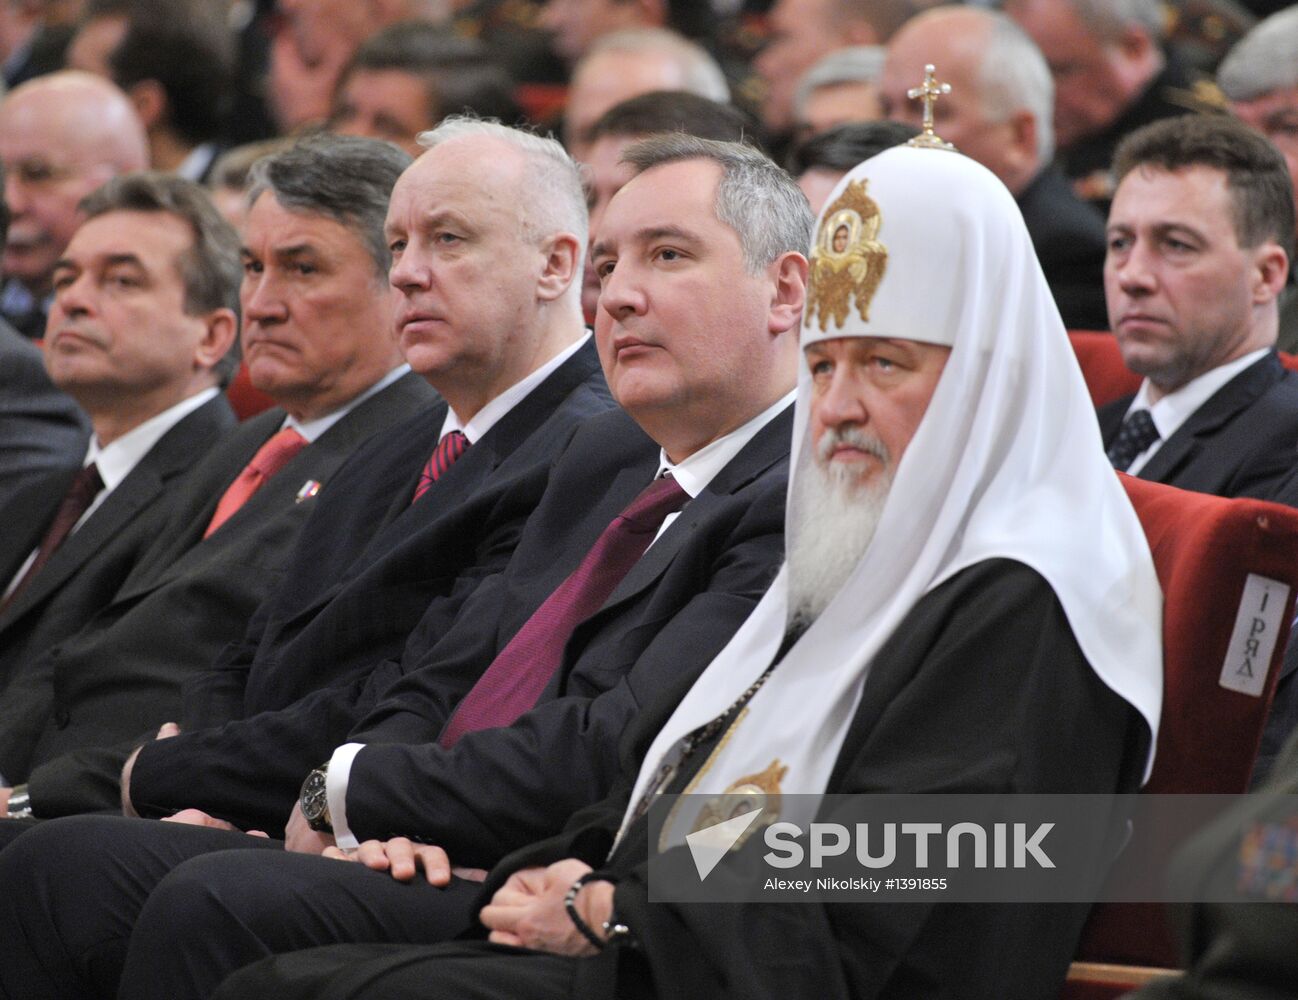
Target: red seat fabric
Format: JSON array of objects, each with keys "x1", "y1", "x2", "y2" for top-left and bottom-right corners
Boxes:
[
  {"x1": 1068, "y1": 329, "x2": 1298, "y2": 408},
  {"x1": 225, "y1": 362, "x2": 275, "y2": 421},
  {"x1": 1069, "y1": 477, "x2": 1298, "y2": 972}
]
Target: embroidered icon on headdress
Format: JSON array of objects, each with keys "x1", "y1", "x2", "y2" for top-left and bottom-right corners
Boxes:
[{"x1": 805, "y1": 180, "x2": 888, "y2": 332}]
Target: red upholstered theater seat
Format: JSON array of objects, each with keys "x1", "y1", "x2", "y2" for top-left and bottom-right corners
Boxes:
[
  {"x1": 225, "y1": 362, "x2": 274, "y2": 421},
  {"x1": 1068, "y1": 330, "x2": 1139, "y2": 408},
  {"x1": 1068, "y1": 329, "x2": 1298, "y2": 408},
  {"x1": 1060, "y1": 477, "x2": 1298, "y2": 997}
]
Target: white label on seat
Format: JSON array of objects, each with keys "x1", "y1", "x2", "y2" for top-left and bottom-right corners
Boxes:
[{"x1": 1220, "y1": 574, "x2": 1290, "y2": 697}]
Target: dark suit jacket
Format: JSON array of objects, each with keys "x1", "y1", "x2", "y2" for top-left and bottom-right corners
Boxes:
[
  {"x1": 1099, "y1": 352, "x2": 1298, "y2": 501},
  {"x1": 0, "y1": 394, "x2": 236, "y2": 696},
  {"x1": 129, "y1": 406, "x2": 791, "y2": 844},
  {"x1": 6, "y1": 372, "x2": 433, "y2": 814},
  {"x1": 179, "y1": 340, "x2": 612, "y2": 728},
  {"x1": 484, "y1": 561, "x2": 1147, "y2": 1000},
  {"x1": 0, "y1": 320, "x2": 89, "y2": 513},
  {"x1": 1017, "y1": 166, "x2": 1109, "y2": 332}
]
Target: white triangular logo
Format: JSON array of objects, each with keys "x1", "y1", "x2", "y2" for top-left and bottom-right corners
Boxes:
[{"x1": 685, "y1": 808, "x2": 763, "y2": 881}]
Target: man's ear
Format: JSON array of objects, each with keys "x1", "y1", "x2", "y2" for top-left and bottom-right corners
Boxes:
[
  {"x1": 536, "y1": 232, "x2": 583, "y2": 302},
  {"x1": 1004, "y1": 109, "x2": 1039, "y2": 175},
  {"x1": 127, "y1": 79, "x2": 167, "y2": 131},
  {"x1": 194, "y1": 308, "x2": 239, "y2": 374},
  {"x1": 768, "y1": 251, "x2": 809, "y2": 336},
  {"x1": 1252, "y1": 241, "x2": 1289, "y2": 304}
]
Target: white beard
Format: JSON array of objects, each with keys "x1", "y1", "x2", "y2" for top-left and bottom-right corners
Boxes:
[{"x1": 786, "y1": 426, "x2": 892, "y2": 632}]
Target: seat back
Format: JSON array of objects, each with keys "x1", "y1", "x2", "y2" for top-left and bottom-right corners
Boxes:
[
  {"x1": 1068, "y1": 330, "x2": 1298, "y2": 409},
  {"x1": 1070, "y1": 476, "x2": 1298, "y2": 972},
  {"x1": 226, "y1": 362, "x2": 275, "y2": 421}
]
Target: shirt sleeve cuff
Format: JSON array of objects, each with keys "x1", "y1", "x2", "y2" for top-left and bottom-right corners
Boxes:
[{"x1": 326, "y1": 742, "x2": 366, "y2": 850}]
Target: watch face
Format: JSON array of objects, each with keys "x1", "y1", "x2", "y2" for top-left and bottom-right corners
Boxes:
[{"x1": 301, "y1": 769, "x2": 328, "y2": 822}]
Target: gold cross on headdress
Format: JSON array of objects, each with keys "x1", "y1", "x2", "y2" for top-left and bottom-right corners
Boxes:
[{"x1": 905, "y1": 64, "x2": 956, "y2": 151}]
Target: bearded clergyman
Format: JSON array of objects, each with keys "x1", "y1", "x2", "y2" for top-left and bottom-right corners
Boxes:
[{"x1": 212, "y1": 140, "x2": 1166, "y2": 1000}]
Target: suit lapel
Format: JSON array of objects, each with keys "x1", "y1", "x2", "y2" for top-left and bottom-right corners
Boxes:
[
  {"x1": 0, "y1": 396, "x2": 236, "y2": 627},
  {"x1": 1138, "y1": 354, "x2": 1279, "y2": 483},
  {"x1": 601, "y1": 404, "x2": 793, "y2": 610},
  {"x1": 0, "y1": 467, "x2": 77, "y2": 584}
]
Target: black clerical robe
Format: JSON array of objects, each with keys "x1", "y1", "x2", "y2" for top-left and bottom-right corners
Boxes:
[{"x1": 208, "y1": 558, "x2": 1151, "y2": 1000}]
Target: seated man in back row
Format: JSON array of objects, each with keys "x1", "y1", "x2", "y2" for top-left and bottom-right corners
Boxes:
[
  {"x1": 212, "y1": 135, "x2": 1166, "y2": 999},
  {"x1": 1100, "y1": 114, "x2": 1298, "y2": 502}
]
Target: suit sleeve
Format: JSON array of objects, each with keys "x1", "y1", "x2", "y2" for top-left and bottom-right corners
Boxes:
[{"x1": 338, "y1": 482, "x2": 787, "y2": 869}]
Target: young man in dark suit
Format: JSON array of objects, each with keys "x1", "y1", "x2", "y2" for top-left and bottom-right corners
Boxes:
[
  {"x1": 0, "y1": 134, "x2": 435, "y2": 823},
  {"x1": 0, "y1": 173, "x2": 241, "y2": 731},
  {"x1": 0, "y1": 133, "x2": 809, "y2": 1000},
  {"x1": 1099, "y1": 115, "x2": 1298, "y2": 501}
]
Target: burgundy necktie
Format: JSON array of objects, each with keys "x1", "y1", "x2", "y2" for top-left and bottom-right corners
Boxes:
[
  {"x1": 412, "y1": 430, "x2": 469, "y2": 504},
  {"x1": 3, "y1": 463, "x2": 103, "y2": 611},
  {"x1": 204, "y1": 427, "x2": 308, "y2": 538},
  {"x1": 439, "y1": 475, "x2": 689, "y2": 747}
]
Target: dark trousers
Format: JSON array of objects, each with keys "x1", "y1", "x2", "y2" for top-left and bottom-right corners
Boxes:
[
  {"x1": 215, "y1": 941, "x2": 578, "y2": 1000},
  {"x1": 0, "y1": 814, "x2": 482, "y2": 1000}
]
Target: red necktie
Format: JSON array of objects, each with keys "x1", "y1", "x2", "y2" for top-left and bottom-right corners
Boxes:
[
  {"x1": 412, "y1": 430, "x2": 469, "y2": 504},
  {"x1": 3, "y1": 463, "x2": 103, "y2": 611},
  {"x1": 439, "y1": 475, "x2": 689, "y2": 747},
  {"x1": 204, "y1": 427, "x2": 308, "y2": 538}
]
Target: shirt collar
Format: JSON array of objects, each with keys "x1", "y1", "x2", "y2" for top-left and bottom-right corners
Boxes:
[
  {"x1": 655, "y1": 390, "x2": 795, "y2": 499},
  {"x1": 85, "y1": 387, "x2": 220, "y2": 491},
  {"x1": 1131, "y1": 348, "x2": 1270, "y2": 440},
  {"x1": 287, "y1": 364, "x2": 411, "y2": 442},
  {"x1": 439, "y1": 333, "x2": 589, "y2": 444}
]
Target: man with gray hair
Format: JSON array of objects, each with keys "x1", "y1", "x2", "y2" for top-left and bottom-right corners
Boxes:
[
  {"x1": 1005, "y1": 0, "x2": 1220, "y2": 209},
  {"x1": 561, "y1": 27, "x2": 730, "y2": 159},
  {"x1": 0, "y1": 133, "x2": 805, "y2": 999},
  {"x1": 1218, "y1": 7, "x2": 1298, "y2": 351},
  {"x1": 882, "y1": 6, "x2": 1110, "y2": 328},
  {"x1": 755, "y1": 0, "x2": 912, "y2": 144},
  {"x1": 0, "y1": 133, "x2": 433, "y2": 825},
  {"x1": 0, "y1": 116, "x2": 615, "y2": 826},
  {"x1": 792, "y1": 45, "x2": 885, "y2": 144}
]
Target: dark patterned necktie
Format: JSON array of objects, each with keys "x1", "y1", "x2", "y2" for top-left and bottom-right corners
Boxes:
[
  {"x1": 3, "y1": 463, "x2": 103, "y2": 611},
  {"x1": 1107, "y1": 409, "x2": 1160, "y2": 471},
  {"x1": 438, "y1": 475, "x2": 689, "y2": 747},
  {"x1": 412, "y1": 430, "x2": 469, "y2": 503}
]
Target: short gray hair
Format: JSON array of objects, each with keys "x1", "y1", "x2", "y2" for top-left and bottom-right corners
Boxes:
[
  {"x1": 1218, "y1": 7, "x2": 1298, "y2": 102},
  {"x1": 417, "y1": 116, "x2": 589, "y2": 261},
  {"x1": 623, "y1": 135, "x2": 813, "y2": 273},
  {"x1": 980, "y1": 12, "x2": 1056, "y2": 163},
  {"x1": 246, "y1": 133, "x2": 413, "y2": 279},
  {"x1": 586, "y1": 28, "x2": 730, "y2": 103},
  {"x1": 794, "y1": 46, "x2": 886, "y2": 123},
  {"x1": 1069, "y1": 0, "x2": 1165, "y2": 43}
]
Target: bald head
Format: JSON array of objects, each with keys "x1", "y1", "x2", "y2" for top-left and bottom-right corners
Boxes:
[
  {"x1": 880, "y1": 6, "x2": 1053, "y2": 194},
  {"x1": 0, "y1": 71, "x2": 149, "y2": 291}
]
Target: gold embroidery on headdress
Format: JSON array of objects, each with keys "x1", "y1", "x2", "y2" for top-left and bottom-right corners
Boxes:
[{"x1": 805, "y1": 180, "x2": 888, "y2": 332}]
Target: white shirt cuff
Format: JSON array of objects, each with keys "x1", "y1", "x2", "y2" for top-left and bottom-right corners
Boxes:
[{"x1": 326, "y1": 742, "x2": 366, "y2": 850}]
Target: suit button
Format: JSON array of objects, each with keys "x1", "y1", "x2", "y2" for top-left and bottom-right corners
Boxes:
[{"x1": 54, "y1": 709, "x2": 70, "y2": 729}]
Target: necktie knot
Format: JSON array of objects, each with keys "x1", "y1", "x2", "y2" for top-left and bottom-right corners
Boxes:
[
  {"x1": 1107, "y1": 408, "x2": 1160, "y2": 472},
  {"x1": 204, "y1": 427, "x2": 308, "y2": 538},
  {"x1": 412, "y1": 429, "x2": 470, "y2": 504},
  {"x1": 619, "y1": 475, "x2": 689, "y2": 530}
]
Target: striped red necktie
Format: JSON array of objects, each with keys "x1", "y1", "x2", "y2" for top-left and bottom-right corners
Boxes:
[{"x1": 412, "y1": 430, "x2": 469, "y2": 503}]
